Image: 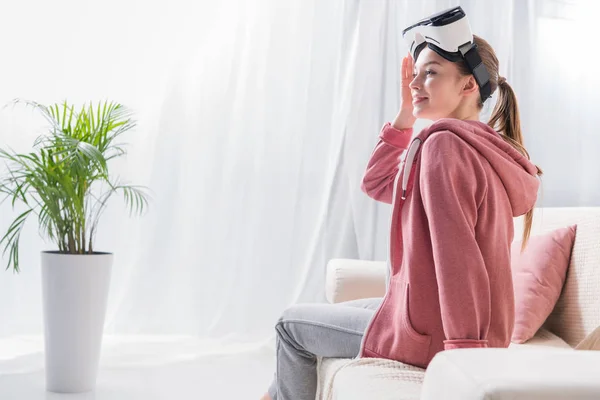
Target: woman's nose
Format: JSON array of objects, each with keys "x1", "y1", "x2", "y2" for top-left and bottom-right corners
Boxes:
[{"x1": 409, "y1": 75, "x2": 420, "y2": 91}]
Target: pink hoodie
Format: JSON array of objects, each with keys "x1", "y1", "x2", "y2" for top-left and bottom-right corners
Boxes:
[{"x1": 358, "y1": 118, "x2": 540, "y2": 369}]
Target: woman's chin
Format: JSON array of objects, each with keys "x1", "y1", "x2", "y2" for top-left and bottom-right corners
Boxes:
[
  {"x1": 413, "y1": 106, "x2": 442, "y2": 121},
  {"x1": 412, "y1": 107, "x2": 429, "y2": 119}
]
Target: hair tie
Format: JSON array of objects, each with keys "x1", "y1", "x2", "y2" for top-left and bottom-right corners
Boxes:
[{"x1": 498, "y1": 76, "x2": 507, "y2": 86}]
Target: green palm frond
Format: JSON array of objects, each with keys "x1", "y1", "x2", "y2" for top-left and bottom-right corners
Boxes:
[{"x1": 0, "y1": 99, "x2": 150, "y2": 272}]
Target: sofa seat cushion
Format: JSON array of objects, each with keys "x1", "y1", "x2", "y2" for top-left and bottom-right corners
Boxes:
[
  {"x1": 509, "y1": 328, "x2": 572, "y2": 350},
  {"x1": 316, "y1": 329, "x2": 570, "y2": 399},
  {"x1": 317, "y1": 357, "x2": 424, "y2": 400}
]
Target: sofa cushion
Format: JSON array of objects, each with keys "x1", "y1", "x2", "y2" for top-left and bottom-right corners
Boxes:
[
  {"x1": 509, "y1": 328, "x2": 572, "y2": 350},
  {"x1": 575, "y1": 325, "x2": 600, "y2": 350},
  {"x1": 511, "y1": 225, "x2": 577, "y2": 343},
  {"x1": 316, "y1": 328, "x2": 570, "y2": 400},
  {"x1": 513, "y1": 208, "x2": 600, "y2": 347},
  {"x1": 317, "y1": 357, "x2": 352, "y2": 399},
  {"x1": 318, "y1": 357, "x2": 424, "y2": 400}
]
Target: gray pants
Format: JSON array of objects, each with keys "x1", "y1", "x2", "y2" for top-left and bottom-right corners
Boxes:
[{"x1": 267, "y1": 297, "x2": 382, "y2": 400}]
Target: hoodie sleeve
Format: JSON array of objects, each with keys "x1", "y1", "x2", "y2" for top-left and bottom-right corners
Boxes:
[
  {"x1": 361, "y1": 123, "x2": 413, "y2": 204},
  {"x1": 419, "y1": 131, "x2": 491, "y2": 350}
]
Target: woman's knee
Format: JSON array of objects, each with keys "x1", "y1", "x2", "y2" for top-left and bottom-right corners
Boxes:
[
  {"x1": 278, "y1": 302, "x2": 324, "y2": 326},
  {"x1": 275, "y1": 303, "x2": 324, "y2": 338}
]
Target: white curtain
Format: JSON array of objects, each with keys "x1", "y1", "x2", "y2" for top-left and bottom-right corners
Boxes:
[
  {"x1": 521, "y1": 0, "x2": 600, "y2": 206},
  {"x1": 0, "y1": 0, "x2": 597, "y2": 353}
]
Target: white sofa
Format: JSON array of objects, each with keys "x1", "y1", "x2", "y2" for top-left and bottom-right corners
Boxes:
[{"x1": 317, "y1": 207, "x2": 600, "y2": 400}]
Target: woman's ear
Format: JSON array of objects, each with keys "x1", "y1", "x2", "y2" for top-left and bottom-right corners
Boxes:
[{"x1": 461, "y1": 75, "x2": 479, "y2": 96}]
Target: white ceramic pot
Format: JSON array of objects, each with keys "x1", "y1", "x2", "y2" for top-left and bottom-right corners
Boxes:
[{"x1": 40, "y1": 251, "x2": 113, "y2": 393}]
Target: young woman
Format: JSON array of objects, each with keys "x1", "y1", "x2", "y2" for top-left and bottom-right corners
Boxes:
[{"x1": 262, "y1": 34, "x2": 542, "y2": 400}]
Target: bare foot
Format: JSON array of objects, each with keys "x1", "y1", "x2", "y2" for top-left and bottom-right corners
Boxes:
[{"x1": 260, "y1": 393, "x2": 272, "y2": 400}]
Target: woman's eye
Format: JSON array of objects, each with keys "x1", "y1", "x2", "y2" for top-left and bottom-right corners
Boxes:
[{"x1": 412, "y1": 70, "x2": 436, "y2": 77}]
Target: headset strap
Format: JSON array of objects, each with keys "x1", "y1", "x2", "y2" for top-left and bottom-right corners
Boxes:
[{"x1": 459, "y1": 42, "x2": 492, "y2": 102}]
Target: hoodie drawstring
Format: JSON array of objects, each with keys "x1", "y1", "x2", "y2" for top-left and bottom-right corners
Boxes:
[{"x1": 401, "y1": 138, "x2": 422, "y2": 200}]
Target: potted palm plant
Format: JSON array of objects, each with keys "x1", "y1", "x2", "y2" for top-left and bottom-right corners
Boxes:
[{"x1": 0, "y1": 100, "x2": 149, "y2": 393}]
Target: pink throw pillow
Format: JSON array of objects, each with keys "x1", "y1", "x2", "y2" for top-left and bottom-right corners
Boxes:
[{"x1": 511, "y1": 224, "x2": 577, "y2": 343}]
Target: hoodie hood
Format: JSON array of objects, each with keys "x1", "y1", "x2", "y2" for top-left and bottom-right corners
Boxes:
[{"x1": 403, "y1": 118, "x2": 540, "y2": 217}]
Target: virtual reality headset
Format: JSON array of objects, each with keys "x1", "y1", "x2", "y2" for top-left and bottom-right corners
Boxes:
[{"x1": 402, "y1": 6, "x2": 492, "y2": 103}]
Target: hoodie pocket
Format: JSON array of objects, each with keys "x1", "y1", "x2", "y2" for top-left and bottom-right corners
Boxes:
[
  {"x1": 398, "y1": 281, "x2": 432, "y2": 367},
  {"x1": 402, "y1": 282, "x2": 431, "y2": 344},
  {"x1": 362, "y1": 279, "x2": 432, "y2": 368}
]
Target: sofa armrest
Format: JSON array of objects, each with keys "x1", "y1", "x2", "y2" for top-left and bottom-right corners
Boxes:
[
  {"x1": 325, "y1": 259, "x2": 387, "y2": 304},
  {"x1": 421, "y1": 348, "x2": 600, "y2": 400}
]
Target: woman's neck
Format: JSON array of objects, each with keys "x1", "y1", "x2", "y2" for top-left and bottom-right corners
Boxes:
[
  {"x1": 448, "y1": 100, "x2": 480, "y2": 121},
  {"x1": 448, "y1": 109, "x2": 479, "y2": 121}
]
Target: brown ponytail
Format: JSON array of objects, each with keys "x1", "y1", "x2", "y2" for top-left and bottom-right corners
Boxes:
[{"x1": 456, "y1": 35, "x2": 543, "y2": 251}]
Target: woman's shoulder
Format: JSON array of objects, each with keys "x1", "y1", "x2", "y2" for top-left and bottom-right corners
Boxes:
[
  {"x1": 420, "y1": 128, "x2": 470, "y2": 155},
  {"x1": 419, "y1": 118, "x2": 496, "y2": 159},
  {"x1": 419, "y1": 128, "x2": 486, "y2": 175}
]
